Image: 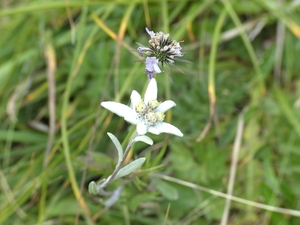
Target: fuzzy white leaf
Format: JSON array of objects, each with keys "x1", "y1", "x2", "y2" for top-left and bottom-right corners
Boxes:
[
  {"x1": 133, "y1": 135, "x2": 153, "y2": 145},
  {"x1": 102, "y1": 186, "x2": 123, "y2": 207},
  {"x1": 113, "y1": 158, "x2": 146, "y2": 181},
  {"x1": 107, "y1": 132, "x2": 123, "y2": 164}
]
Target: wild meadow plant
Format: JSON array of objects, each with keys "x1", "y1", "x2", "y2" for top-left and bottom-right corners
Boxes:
[
  {"x1": 137, "y1": 27, "x2": 186, "y2": 80},
  {"x1": 88, "y1": 28, "x2": 185, "y2": 206}
]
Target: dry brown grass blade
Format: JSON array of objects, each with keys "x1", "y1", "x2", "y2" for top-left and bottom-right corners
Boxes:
[
  {"x1": 154, "y1": 173, "x2": 300, "y2": 218},
  {"x1": 220, "y1": 108, "x2": 245, "y2": 225},
  {"x1": 43, "y1": 43, "x2": 56, "y2": 168},
  {"x1": 92, "y1": 14, "x2": 138, "y2": 56},
  {"x1": 0, "y1": 170, "x2": 26, "y2": 218}
]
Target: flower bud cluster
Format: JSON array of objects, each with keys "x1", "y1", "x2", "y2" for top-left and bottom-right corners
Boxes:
[
  {"x1": 138, "y1": 28, "x2": 184, "y2": 66},
  {"x1": 137, "y1": 27, "x2": 185, "y2": 80}
]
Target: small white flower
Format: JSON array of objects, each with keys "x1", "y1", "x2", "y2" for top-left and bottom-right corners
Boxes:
[{"x1": 101, "y1": 79, "x2": 183, "y2": 137}]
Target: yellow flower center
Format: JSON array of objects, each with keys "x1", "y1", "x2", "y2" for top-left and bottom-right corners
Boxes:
[
  {"x1": 146, "y1": 112, "x2": 157, "y2": 123},
  {"x1": 148, "y1": 99, "x2": 160, "y2": 109},
  {"x1": 155, "y1": 111, "x2": 165, "y2": 122},
  {"x1": 135, "y1": 99, "x2": 165, "y2": 125},
  {"x1": 135, "y1": 101, "x2": 147, "y2": 113}
]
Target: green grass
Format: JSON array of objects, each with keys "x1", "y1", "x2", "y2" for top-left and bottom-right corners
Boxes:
[{"x1": 1, "y1": 0, "x2": 300, "y2": 224}]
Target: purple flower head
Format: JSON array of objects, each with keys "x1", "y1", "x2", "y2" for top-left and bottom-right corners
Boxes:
[
  {"x1": 145, "y1": 57, "x2": 161, "y2": 72},
  {"x1": 146, "y1": 70, "x2": 155, "y2": 80},
  {"x1": 137, "y1": 27, "x2": 187, "y2": 80},
  {"x1": 144, "y1": 57, "x2": 162, "y2": 80}
]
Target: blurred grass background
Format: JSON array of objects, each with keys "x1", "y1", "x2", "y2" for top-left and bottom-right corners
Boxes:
[{"x1": 1, "y1": 0, "x2": 300, "y2": 224}]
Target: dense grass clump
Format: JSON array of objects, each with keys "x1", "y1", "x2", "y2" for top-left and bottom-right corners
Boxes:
[{"x1": 1, "y1": 0, "x2": 300, "y2": 224}]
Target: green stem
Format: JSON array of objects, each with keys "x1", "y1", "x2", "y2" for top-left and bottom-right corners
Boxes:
[
  {"x1": 221, "y1": 0, "x2": 265, "y2": 94},
  {"x1": 98, "y1": 132, "x2": 138, "y2": 189}
]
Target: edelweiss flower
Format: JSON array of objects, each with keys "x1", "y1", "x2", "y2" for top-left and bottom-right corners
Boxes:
[
  {"x1": 137, "y1": 27, "x2": 185, "y2": 79},
  {"x1": 101, "y1": 79, "x2": 183, "y2": 137}
]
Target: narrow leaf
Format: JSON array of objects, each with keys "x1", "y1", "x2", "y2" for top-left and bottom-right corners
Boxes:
[
  {"x1": 107, "y1": 132, "x2": 123, "y2": 164},
  {"x1": 113, "y1": 158, "x2": 146, "y2": 181},
  {"x1": 102, "y1": 186, "x2": 123, "y2": 207},
  {"x1": 133, "y1": 135, "x2": 153, "y2": 145}
]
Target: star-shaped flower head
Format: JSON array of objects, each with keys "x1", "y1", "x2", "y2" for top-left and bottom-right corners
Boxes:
[
  {"x1": 101, "y1": 79, "x2": 183, "y2": 137},
  {"x1": 137, "y1": 27, "x2": 185, "y2": 80}
]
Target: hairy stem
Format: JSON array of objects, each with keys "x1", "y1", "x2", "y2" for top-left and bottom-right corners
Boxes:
[{"x1": 98, "y1": 132, "x2": 138, "y2": 190}]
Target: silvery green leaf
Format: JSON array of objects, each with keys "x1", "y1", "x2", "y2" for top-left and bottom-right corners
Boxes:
[
  {"x1": 107, "y1": 132, "x2": 123, "y2": 164},
  {"x1": 88, "y1": 181, "x2": 98, "y2": 195},
  {"x1": 113, "y1": 158, "x2": 146, "y2": 181},
  {"x1": 102, "y1": 186, "x2": 123, "y2": 207},
  {"x1": 133, "y1": 135, "x2": 153, "y2": 145}
]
